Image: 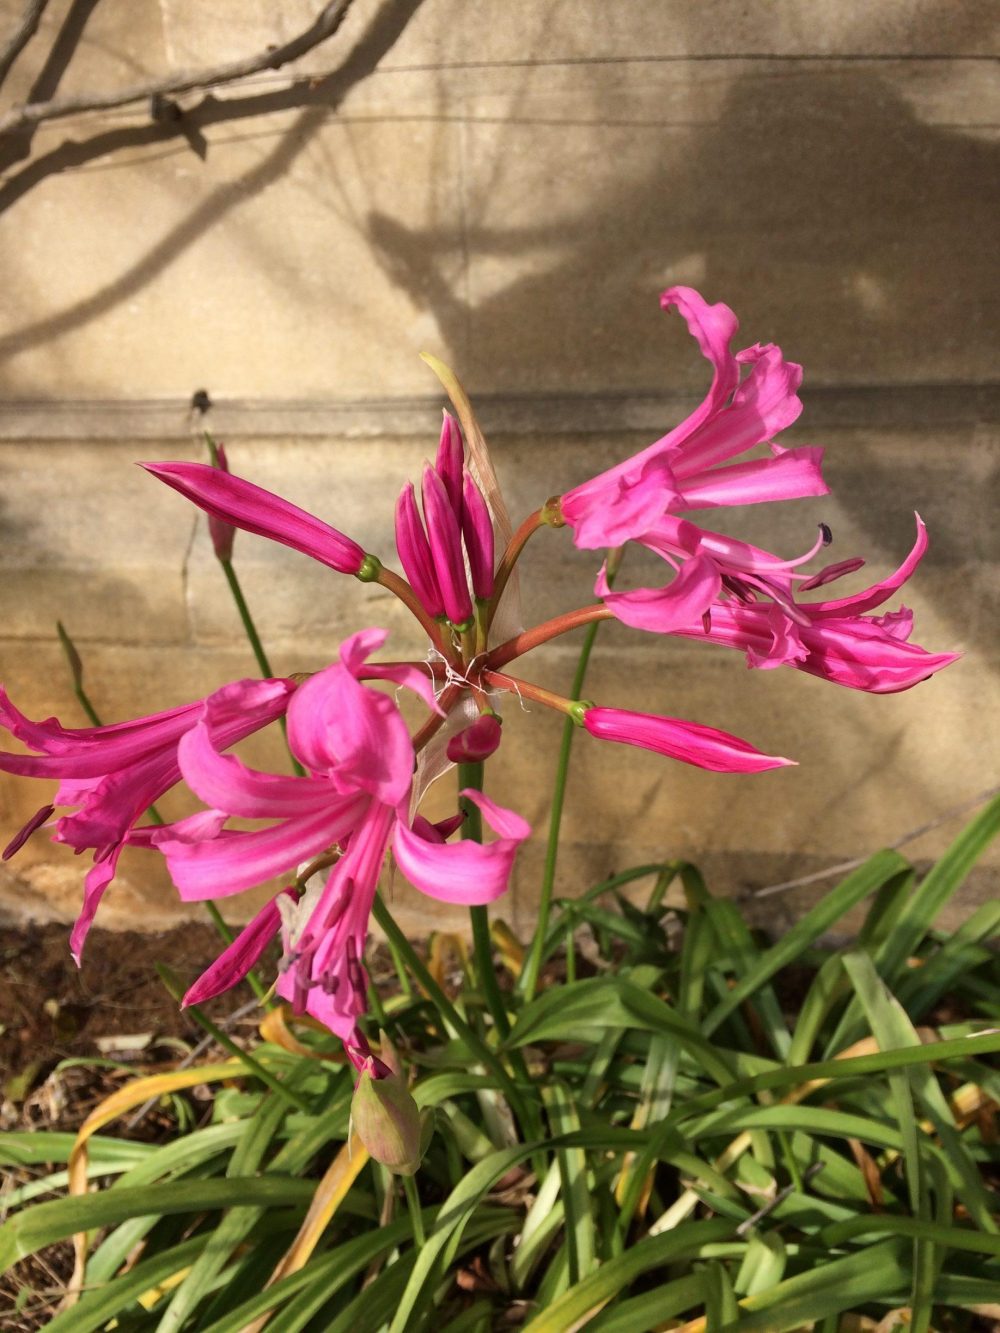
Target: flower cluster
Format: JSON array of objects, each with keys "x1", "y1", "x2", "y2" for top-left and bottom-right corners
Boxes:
[{"x1": 0, "y1": 286, "x2": 956, "y2": 1075}]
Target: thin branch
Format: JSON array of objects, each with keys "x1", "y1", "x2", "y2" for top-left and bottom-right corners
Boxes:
[
  {"x1": 0, "y1": 0, "x2": 49, "y2": 93},
  {"x1": 0, "y1": 0, "x2": 354, "y2": 136},
  {"x1": 752, "y1": 783, "x2": 1000, "y2": 899}
]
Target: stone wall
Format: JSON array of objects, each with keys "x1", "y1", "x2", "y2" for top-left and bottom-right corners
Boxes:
[{"x1": 1, "y1": 0, "x2": 997, "y2": 940}]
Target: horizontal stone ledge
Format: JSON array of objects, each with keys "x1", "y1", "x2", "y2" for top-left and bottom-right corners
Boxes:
[{"x1": 1, "y1": 383, "x2": 998, "y2": 441}]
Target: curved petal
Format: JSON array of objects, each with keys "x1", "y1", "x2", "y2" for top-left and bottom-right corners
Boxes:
[
  {"x1": 363, "y1": 661, "x2": 445, "y2": 718},
  {"x1": 178, "y1": 722, "x2": 332, "y2": 818},
  {"x1": 583, "y1": 706, "x2": 794, "y2": 773},
  {"x1": 141, "y1": 462, "x2": 366, "y2": 574},
  {"x1": 183, "y1": 894, "x2": 287, "y2": 1006},
  {"x1": 393, "y1": 790, "x2": 529, "y2": 905},
  {"x1": 677, "y1": 446, "x2": 828, "y2": 509},
  {"x1": 157, "y1": 798, "x2": 365, "y2": 900},
  {"x1": 675, "y1": 342, "x2": 803, "y2": 476},
  {"x1": 288, "y1": 662, "x2": 414, "y2": 805},
  {"x1": 70, "y1": 848, "x2": 121, "y2": 964},
  {"x1": 809, "y1": 515, "x2": 928, "y2": 618},
  {"x1": 599, "y1": 551, "x2": 722, "y2": 633}
]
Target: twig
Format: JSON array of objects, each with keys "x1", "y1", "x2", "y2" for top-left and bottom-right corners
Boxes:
[
  {"x1": 0, "y1": 0, "x2": 354, "y2": 136},
  {"x1": 122, "y1": 995, "x2": 262, "y2": 1130},
  {"x1": 752, "y1": 784, "x2": 1000, "y2": 899},
  {"x1": 736, "y1": 1162, "x2": 824, "y2": 1235},
  {"x1": 0, "y1": 0, "x2": 49, "y2": 92}
]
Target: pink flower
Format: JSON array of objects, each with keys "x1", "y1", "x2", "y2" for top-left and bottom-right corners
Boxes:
[
  {"x1": 422, "y1": 466, "x2": 474, "y2": 627},
  {"x1": 0, "y1": 677, "x2": 295, "y2": 960},
  {"x1": 560, "y1": 286, "x2": 826, "y2": 551},
  {"x1": 605, "y1": 516, "x2": 957, "y2": 693},
  {"x1": 162, "y1": 629, "x2": 529, "y2": 1069},
  {"x1": 581, "y1": 706, "x2": 794, "y2": 773},
  {"x1": 140, "y1": 461, "x2": 367, "y2": 575}
]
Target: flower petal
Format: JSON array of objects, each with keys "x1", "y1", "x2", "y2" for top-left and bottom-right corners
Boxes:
[
  {"x1": 183, "y1": 894, "x2": 288, "y2": 1006},
  {"x1": 809, "y1": 515, "x2": 928, "y2": 617},
  {"x1": 598, "y1": 551, "x2": 722, "y2": 633},
  {"x1": 678, "y1": 446, "x2": 828, "y2": 509},
  {"x1": 392, "y1": 790, "x2": 529, "y2": 905},
  {"x1": 178, "y1": 722, "x2": 333, "y2": 818}
]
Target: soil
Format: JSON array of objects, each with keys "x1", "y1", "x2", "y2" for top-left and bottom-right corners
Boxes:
[{"x1": 0, "y1": 919, "x2": 280, "y2": 1330}]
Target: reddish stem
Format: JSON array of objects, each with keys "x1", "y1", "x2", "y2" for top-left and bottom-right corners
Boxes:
[
  {"x1": 482, "y1": 670, "x2": 577, "y2": 717},
  {"x1": 488, "y1": 508, "x2": 544, "y2": 625},
  {"x1": 485, "y1": 604, "x2": 612, "y2": 670},
  {"x1": 376, "y1": 567, "x2": 456, "y2": 662}
]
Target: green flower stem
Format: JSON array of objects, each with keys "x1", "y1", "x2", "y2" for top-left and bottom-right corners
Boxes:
[
  {"x1": 156, "y1": 965, "x2": 311, "y2": 1113},
  {"x1": 458, "y1": 760, "x2": 510, "y2": 1042},
  {"x1": 217, "y1": 557, "x2": 305, "y2": 779},
  {"x1": 518, "y1": 617, "x2": 603, "y2": 1002},
  {"x1": 371, "y1": 894, "x2": 532, "y2": 1134},
  {"x1": 402, "y1": 1174, "x2": 426, "y2": 1249}
]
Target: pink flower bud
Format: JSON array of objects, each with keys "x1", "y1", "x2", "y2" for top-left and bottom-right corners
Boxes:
[
  {"x1": 461, "y1": 474, "x2": 495, "y2": 599},
  {"x1": 395, "y1": 482, "x2": 445, "y2": 618},
  {"x1": 446, "y1": 713, "x2": 502, "y2": 763},
  {"x1": 207, "y1": 443, "x2": 236, "y2": 561},
  {"x1": 435, "y1": 411, "x2": 464, "y2": 516},
  {"x1": 422, "y1": 466, "x2": 473, "y2": 627},
  {"x1": 582, "y1": 706, "x2": 794, "y2": 773}
]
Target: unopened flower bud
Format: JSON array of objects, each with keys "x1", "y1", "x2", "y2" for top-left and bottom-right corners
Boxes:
[
  {"x1": 435, "y1": 411, "x2": 465, "y2": 516},
  {"x1": 351, "y1": 1065, "x2": 432, "y2": 1176},
  {"x1": 446, "y1": 712, "x2": 502, "y2": 763}
]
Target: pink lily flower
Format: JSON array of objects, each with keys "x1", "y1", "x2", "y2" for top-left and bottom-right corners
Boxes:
[
  {"x1": 559, "y1": 286, "x2": 827, "y2": 551},
  {"x1": 0, "y1": 677, "x2": 295, "y2": 960},
  {"x1": 158, "y1": 629, "x2": 529, "y2": 1068},
  {"x1": 599, "y1": 515, "x2": 957, "y2": 693}
]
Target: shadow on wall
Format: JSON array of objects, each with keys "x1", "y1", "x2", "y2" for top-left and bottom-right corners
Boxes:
[{"x1": 368, "y1": 65, "x2": 999, "y2": 390}]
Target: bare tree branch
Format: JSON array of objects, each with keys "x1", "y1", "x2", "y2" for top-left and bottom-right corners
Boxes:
[
  {"x1": 0, "y1": 0, "x2": 353, "y2": 137},
  {"x1": 0, "y1": 0, "x2": 50, "y2": 93}
]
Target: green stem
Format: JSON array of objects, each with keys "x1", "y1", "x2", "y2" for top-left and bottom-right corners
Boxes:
[
  {"x1": 518, "y1": 618, "x2": 603, "y2": 1002},
  {"x1": 458, "y1": 761, "x2": 510, "y2": 1041},
  {"x1": 402, "y1": 1174, "x2": 426, "y2": 1248},
  {"x1": 371, "y1": 894, "x2": 528, "y2": 1123},
  {"x1": 156, "y1": 965, "x2": 310, "y2": 1113}
]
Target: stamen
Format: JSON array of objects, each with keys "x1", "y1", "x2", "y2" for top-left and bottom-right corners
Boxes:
[
  {"x1": 2, "y1": 803, "x2": 54, "y2": 860},
  {"x1": 819, "y1": 522, "x2": 833, "y2": 546}
]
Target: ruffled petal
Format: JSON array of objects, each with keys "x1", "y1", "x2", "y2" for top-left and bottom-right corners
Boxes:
[
  {"x1": 561, "y1": 453, "x2": 680, "y2": 550},
  {"x1": 674, "y1": 342, "x2": 803, "y2": 476},
  {"x1": 392, "y1": 790, "x2": 529, "y2": 905},
  {"x1": 70, "y1": 849, "x2": 121, "y2": 964},
  {"x1": 288, "y1": 661, "x2": 414, "y2": 805}
]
